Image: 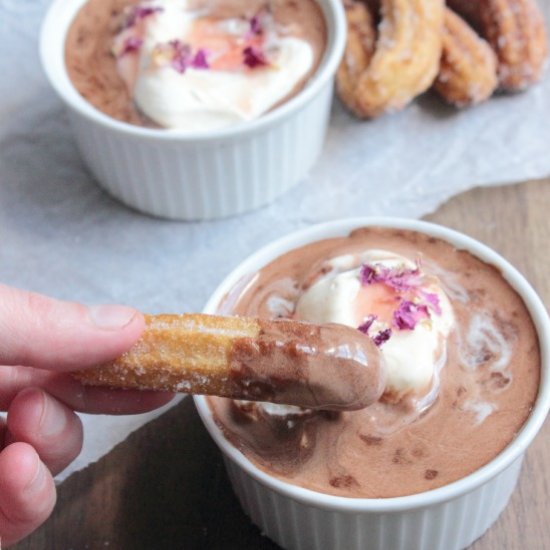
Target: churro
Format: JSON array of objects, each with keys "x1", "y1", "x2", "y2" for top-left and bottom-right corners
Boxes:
[
  {"x1": 73, "y1": 314, "x2": 385, "y2": 411},
  {"x1": 449, "y1": 0, "x2": 548, "y2": 91},
  {"x1": 337, "y1": 0, "x2": 444, "y2": 118},
  {"x1": 434, "y1": 8, "x2": 498, "y2": 107},
  {"x1": 336, "y1": 0, "x2": 376, "y2": 113}
]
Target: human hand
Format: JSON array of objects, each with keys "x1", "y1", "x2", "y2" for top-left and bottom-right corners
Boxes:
[{"x1": 0, "y1": 284, "x2": 173, "y2": 547}]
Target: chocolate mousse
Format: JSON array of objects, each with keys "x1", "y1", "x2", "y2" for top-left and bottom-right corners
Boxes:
[
  {"x1": 208, "y1": 227, "x2": 540, "y2": 498},
  {"x1": 65, "y1": 0, "x2": 327, "y2": 130}
]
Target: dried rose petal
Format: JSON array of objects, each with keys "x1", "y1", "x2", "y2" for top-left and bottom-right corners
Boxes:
[
  {"x1": 373, "y1": 328, "x2": 392, "y2": 347},
  {"x1": 357, "y1": 315, "x2": 377, "y2": 335},
  {"x1": 420, "y1": 291, "x2": 442, "y2": 315},
  {"x1": 125, "y1": 5, "x2": 163, "y2": 28},
  {"x1": 393, "y1": 300, "x2": 430, "y2": 330},
  {"x1": 359, "y1": 264, "x2": 377, "y2": 286},
  {"x1": 159, "y1": 41, "x2": 209, "y2": 73},
  {"x1": 357, "y1": 316, "x2": 391, "y2": 346},
  {"x1": 192, "y1": 49, "x2": 209, "y2": 69},
  {"x1": 249, "y1": 15, "x2": 263, "y2": 36},
  {"x1": 245, "y1": 8, "x2": 270, "y2": 39},
  {"x1": 359, "y1": 263, "x2": 421, "y2": 292},
  {"x1": 359, "y1": 262, "x2": 444, "y2": 332},
  {"x1": 243, "y1": 46, "x2": 268, "y2": 68},
  {"x1": 169, "y1": 40, "x2": 193, "y2": 73},
  {"x1": 118, "y1": 37, "x2": 143, "y2": 57}
]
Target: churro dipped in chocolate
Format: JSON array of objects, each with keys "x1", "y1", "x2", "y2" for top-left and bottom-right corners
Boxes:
[{"x1": 73, "y1": 314, "x2": 385, "y2": 411}]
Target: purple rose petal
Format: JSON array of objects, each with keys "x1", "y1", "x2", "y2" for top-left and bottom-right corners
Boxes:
[
  {"x1": 359, "y1": 264, "x2": 377, "y2": 286},
  {"x1": 125, "y1": 5, "x2": 163, "y2": 28},
  {"x1": 119, "y1": 37, "x2": 143, "y2": 57},
  {"x1": 357, "y1": 315, "x2": 377, "y2": 335},
  {"x1": 159, "y1": 41, "x2": 210, "y2": 73},
  {"x1": 358, "y1": 315, "x2": 391, "y2": 347},
  {"x1": 373, "y1": 328, "x2": 392, "y2": 347},
  {"x1": 359, "y1": 263, "x2": 422, "y2": 292},
  {"x1": 420, "y1": 291, "x2": 442, "y2": 315},
  {"x1": 393, "y1": 300, "x2": 430, "y2": 330},
  {"x1": 249, "y1": 15, "x2": 263, "y2": 36},
  {"x1": 169, "y1": 40, "x2": 193, "y2": 73},
  {"x1": 244, "y1": 10, "x2": 267, "y2": 40},
  {"x1": 359, "y1": 261, "x2": 445, "y2": 332},
  {"x1": 243, "y1": 46, "x2": 268, "y2": 68},
  {"x1": 192, "y1": 49, "x2": 209, "y2": 69}
]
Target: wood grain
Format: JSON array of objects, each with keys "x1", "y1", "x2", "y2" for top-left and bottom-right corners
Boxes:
[{"x1": 13, "y1": 179, "x2": 550, "y2": 550}]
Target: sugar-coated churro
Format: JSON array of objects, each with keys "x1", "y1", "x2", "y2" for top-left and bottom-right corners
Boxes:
[
  {"x1": 434, "y1": 8, "x2": 498, "y2": 107},
  {"x1": 449, "y1": 0, "x2": 548, "y2": 90},
  {"x1": 337, "y1": 0, "x2": 444, "y2": 118}
]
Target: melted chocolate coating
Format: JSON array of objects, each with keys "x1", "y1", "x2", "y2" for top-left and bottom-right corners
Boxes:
[{"x1": 228, "y1": 319, "x2": 385, "y2": 410}]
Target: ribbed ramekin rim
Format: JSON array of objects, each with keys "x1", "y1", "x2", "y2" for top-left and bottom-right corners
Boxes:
[
  {"x1": 194, "y1": 216, "x2": 550, "y2": 513},
  {"x1": 39, "y1": 0, "x2": 346, "y2": 142}
]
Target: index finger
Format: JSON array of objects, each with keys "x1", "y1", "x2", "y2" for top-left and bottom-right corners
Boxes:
[{"x1": 0, "y1": 284, "x2": 144, "y2": 372}]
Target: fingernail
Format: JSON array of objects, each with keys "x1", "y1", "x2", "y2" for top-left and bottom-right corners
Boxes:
[
  {"x1": 38, "y1": 392, "x2": 67, "y2": 439},
  {"x1": 88, "y1": 304, "x2": 137, "y2": 330}
]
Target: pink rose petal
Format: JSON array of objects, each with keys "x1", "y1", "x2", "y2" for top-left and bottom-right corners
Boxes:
[
  {"x1": 393, "y1": 300, "x2": 430, "y2": 330},
  {"x1": 243, "y1": 46, "x2": 268, "y2": 68},
  {"x1": 357, "y1": 315, "x2": 377, "y2": 335},
  {"x1": 373, "y1": 328, "x2": 392, "y2": 347},
  {"x1": 125, "y1": 5, "x2": 163, "y2": 28},
  {"x1": 118, "y1": 37, "x2": 143, "y2": 57}
]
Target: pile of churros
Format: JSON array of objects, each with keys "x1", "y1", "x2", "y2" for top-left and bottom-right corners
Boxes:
[{"x1": 337, "y1": 0, "x2": 548, "y2": 117}]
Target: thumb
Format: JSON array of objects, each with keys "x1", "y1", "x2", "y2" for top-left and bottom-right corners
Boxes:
[
  {"x1": 0, "y1": 442, "x2": 56, "y2": 547},
  {"x1": 0, "y1": 284, "x2": 144, "y2": 371}
]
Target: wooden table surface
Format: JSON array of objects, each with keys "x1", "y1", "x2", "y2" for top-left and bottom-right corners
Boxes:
[{"x1": 14, "y1": 179, "x2": 550, "y2": 550}]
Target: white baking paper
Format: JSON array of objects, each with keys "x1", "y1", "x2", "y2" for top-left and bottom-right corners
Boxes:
[{"x1": 0, "y1": 0, "x2": 549, "y2": 481}]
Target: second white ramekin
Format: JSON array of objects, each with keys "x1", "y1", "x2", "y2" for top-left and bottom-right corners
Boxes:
[
  {"x1": 40, "y1": 0, "x2": 345, "y2": 220},
  {"x1": 195, "y1": 217, "x2": 550, "y2": 550}
]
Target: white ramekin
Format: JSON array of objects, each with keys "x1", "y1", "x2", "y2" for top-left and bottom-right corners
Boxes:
[
  {"x1": 194, "y1": 217, "x2": 550, "y2": 550},
  {"x1": 40, "y1": 0, "x2": 345, "y2": 220}
]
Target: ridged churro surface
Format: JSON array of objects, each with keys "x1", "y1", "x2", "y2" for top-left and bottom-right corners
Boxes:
[
  {"x1": 337, "y1": 0, "x2": 444, "y2": 118},
  {"x1": 449, "y1": 0, "x2": 548, "y2": 90},
  {"x1": 434, "y1": 8, "x2": 498, "y2": 106}
]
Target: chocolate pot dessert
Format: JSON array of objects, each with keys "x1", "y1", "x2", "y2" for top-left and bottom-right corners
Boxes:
[
  {"x1": 208, "y1": 227, "x2": 540, "y2": 498},
  {"x1": 65, "y1": 0, "x2": 327, "y2": 130}
]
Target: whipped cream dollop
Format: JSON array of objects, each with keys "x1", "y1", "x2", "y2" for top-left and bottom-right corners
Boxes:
[
  {"x1": 295, "y1": 249, "x2": 455, "y2": 402},
  {"x1": 112, "y1": 0, "x2": 315, "y2": 130}
]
